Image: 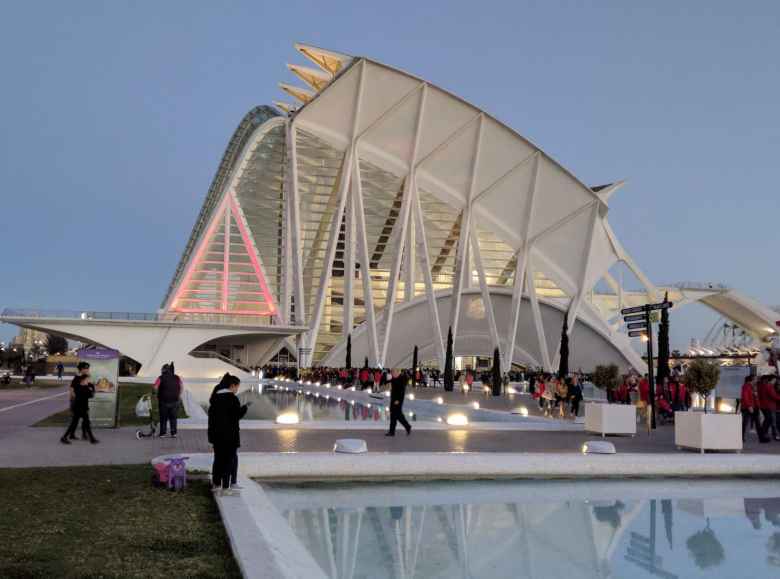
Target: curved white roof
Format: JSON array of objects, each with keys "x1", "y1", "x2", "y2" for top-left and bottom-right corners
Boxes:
[{"x1": 288, "y1": 45, "x2": 623, "y2": 303}]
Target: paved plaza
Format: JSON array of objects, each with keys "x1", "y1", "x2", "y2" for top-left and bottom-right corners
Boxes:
[{"x1": 2, "y1": 386, "x2": 779, "y2": 469}]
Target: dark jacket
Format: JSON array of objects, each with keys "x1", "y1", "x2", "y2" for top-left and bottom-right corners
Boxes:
[
  {"x1": 157, "y1": 372, "x2": 182, "y2": 403},
  {"x1": 390, "y1": 374, "x2": 408, "y2": 407},
  {"x1": 207, "y1": 389, "x2": 248, "y2": 447},
  {"x1": 72, "y1": 381, "x2": 95, "y2": 413}
]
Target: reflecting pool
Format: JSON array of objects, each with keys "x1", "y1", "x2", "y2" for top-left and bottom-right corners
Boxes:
[{"x1": 264, "y1": 478, "x2": 780, "y2": 578}]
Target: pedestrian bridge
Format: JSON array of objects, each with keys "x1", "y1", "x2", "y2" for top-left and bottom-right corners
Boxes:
[{"x1": 0, "y1": 308, "x2": 307, "y2": 379}]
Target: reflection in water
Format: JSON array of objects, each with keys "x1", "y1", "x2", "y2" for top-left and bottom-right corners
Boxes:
[
  {"x1": 232, "y1": 388, "x2": 390, "y2": 422},
  {"x1": 266, "y1": 480, "x2": 780, "y2": 579}
]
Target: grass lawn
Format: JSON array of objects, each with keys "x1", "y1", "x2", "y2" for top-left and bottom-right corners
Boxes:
[
  {"x1": 34, "y1": 383, "x2": 188, "y2": 427},
  {"x1": 0, "y1": 464, "x2": 240, "y2": 578},
  {"x1": 0, "y1": 379, "x2": 68, "y2": 390}
]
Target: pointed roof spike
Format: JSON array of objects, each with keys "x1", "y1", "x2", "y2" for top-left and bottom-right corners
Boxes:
[
  {"x1": 591, "y1": 180, "x2": 626, "y2": 204},
  {"x1": 279, "y1": 82, "x2": 315, "y2": 104},
  {"x1": 287, "y1": 63, "x2": 332, "y2": 92},
  {"x1": 273, "y1": 101, "x2": 296, "y2": 114},
  {"x1": 294, "y1": 42, "x2": 353, "y2": 76}
]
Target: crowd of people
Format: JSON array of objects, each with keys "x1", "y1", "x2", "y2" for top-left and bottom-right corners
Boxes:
[{"x1": 740, "y1": 374, "x2": 780, "y2": 443}]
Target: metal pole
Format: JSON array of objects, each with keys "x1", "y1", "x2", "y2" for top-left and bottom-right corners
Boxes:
[{"x1": 646, "y1": 308, "x2": 656, "y2": 430}]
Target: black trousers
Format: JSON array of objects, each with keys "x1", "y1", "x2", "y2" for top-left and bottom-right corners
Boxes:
[
  {"x1": 64, "y1": 410, "x2": 94, "y2": 441},
  {"x1": 388, "y1": 407, "x2": 411, "y2": 435},
  {"x1": 760, "y1": 408, "x2": 778, "y2": 439},
  {"x1": 212, "y1": 444, "x2": 238, "y2": 489},
  {"x1": 158, "y1": 401, "x2": 179, "y2": 435},
  {"x1": 742, "y1": 409, "x2": 759, "y2": 441}
]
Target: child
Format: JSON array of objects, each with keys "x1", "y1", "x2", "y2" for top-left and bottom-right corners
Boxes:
[{"x1": 208, "y1": 374, "x2": 249, "y2": 495}]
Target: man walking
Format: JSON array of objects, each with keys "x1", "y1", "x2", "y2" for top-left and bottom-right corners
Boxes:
[
  {"x1": 154, "y1": 363, "x2": 182, "y2": 438},
  {"x1": 386, "y1": 368, "x2": 412, "y2": 436},
  {"x1": 65, "y1": 361, "x2": 90, "y2": 441}
]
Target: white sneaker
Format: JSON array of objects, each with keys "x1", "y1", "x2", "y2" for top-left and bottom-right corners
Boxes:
[
  {"x1": 223, "y1": 488, "x2": 240, "y2": 497},
  {"x1": 230, "y1": 483, "x2": 243, "y2": 490}
]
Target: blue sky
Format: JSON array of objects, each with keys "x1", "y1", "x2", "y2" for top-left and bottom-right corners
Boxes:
[{"x1": 0, "y1": 1, "x2": 778, "y2": 348}]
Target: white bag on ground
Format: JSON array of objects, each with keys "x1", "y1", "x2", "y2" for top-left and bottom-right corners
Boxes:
[{"x1": 135, "y1": 396, "x2": 152, "y2": 418}]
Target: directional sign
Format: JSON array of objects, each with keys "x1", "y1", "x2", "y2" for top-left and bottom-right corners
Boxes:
[
  {"x1": 622, "y1": 302, "x2": 674, "y2": 316},
  {"x1": 623, "y1": 314, "x2": 646, "y2": 323},
  {"x1": 621, "y1": 305, "x2": 646, "y2": 315},
  {"x1": 627, "y1": 322, "x2": 648, "y2": 330},
  {"x1": 629, "y1": 330, "x2": 648, "y2": 338},
  {"x1": 647, "y1": 301, "x2": 673, "y2": 311}
]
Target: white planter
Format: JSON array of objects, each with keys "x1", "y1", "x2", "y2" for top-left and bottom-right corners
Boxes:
[
  {"x1": 584, "y1": 403, "x2": 637, "y2": 437},
  {"x1": 674, "y1": 411, "x2": 742, "y2": 453}
]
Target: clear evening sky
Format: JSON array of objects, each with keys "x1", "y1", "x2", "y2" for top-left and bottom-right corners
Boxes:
[{"x1": 1, "y1": 1, "x2": 778, "y2": 349}]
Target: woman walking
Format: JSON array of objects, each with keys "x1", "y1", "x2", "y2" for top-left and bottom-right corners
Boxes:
[{"x1": 208, "y1": 373, "x2": 249, "y2": 495}]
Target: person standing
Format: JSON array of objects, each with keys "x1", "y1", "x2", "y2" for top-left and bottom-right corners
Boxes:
[
  {"x1": 740, "y1": 375, "x2": 759, "y2": 442},
  {"x1": 386, "y1": 369, "x2": 412, "y2": 436},
  {"x1": 568, "y1": 376, "x2": 583, "y2": 418},
  {"x1": 60, "y1": 372, "x2": 98, "y2": 444},
  {"x1": 56, "y1": 362, "x2": 64, "y2": 381},
  {"x1": 757, "y1": 375, "x2": 780, "y2": 441},
  {"x1": 154, "y1": 363, "x2": 182, "y2": 438},
  {"x1": 207, "y1": 373, "x2": 249, "y2": 495}
]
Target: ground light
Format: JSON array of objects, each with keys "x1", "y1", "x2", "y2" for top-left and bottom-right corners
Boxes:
[
  {"x1": 512, "y1": 406, "x2": 529, "y2": 417},
  {"x1": 434, "y1": 396, "x2": 444, "y2": 404},
  {"x1": 276, "y1": 412, "x2": 300, "y2": 425},
  {"x1": 581, "y1": 440, "x2": 616, "y2": 454},
  {"x1": 472, "y1": 401, "x2": 480, "y2": 409},
  {"x1": 447, "y1": 413, "x2": 469, "y2": 426},
  {"x1": 407, "y1": 393, "x2": 415, "y2": 400}
]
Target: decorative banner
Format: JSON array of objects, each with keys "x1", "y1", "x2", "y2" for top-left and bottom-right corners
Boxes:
[{"x1": 78, "y1": 347, "x2": 120, "y2": 428}]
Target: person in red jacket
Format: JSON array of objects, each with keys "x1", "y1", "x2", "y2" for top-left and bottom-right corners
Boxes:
[
  {"x1": 616, "y1": 381, "x2": 629, "y2": 405},
  {"x1": 740, "y1": 375, "x2": 759, "y2": 442},
  {"x1": 757, "y1": 375, "x2": 780, "y2": 441}
]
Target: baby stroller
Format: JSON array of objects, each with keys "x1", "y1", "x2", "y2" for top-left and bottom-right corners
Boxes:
[{"x1": 135, "y1": 394, "x2": 158, "y2": 439}]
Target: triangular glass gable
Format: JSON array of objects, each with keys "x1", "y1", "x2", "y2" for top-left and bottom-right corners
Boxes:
[{"x1": 169, "y1": 195, "x2": 276, "y2": 317}]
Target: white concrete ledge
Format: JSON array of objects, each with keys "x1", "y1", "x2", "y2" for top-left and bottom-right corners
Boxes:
[{"x1": 156, "y1": 451, "x2": 780, "y2": 481}]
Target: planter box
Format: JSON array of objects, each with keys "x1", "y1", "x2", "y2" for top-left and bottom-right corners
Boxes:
[
  {"x1": 584, "y1": 403, "x2": 636, "y2": 437},
  {"x1": 674, "y1": 411, "x2": 742, "y2": 453}
]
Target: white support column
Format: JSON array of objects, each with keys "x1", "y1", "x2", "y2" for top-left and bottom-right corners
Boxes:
[
  {"x1": 448, "y1": 114, "x2": 483, "y2": 348},
  {"x1": 527, "y1": 255, "x2": 552, "y2": 371},
  {"x1": 352, "y1": 152, "x2": 381, "y2": 366},
  {"x1": 551, "y1": 202, "x2": 600, "y2": 369},
  {"x1": 222, "y1": 202, "x2": 231, "y2": 312},
  {"x1": 469, "y1": 228, "x2": 500, "y2": 353},
  {"x1": 413, "y1": 177, "x2": 446, "y2": 369},
  {"x1": 281, "y1": 175, "x2": 292, "y2": 324},
  {"x1": 379, "y1": 85, "x2": 426, "y2": 366},
  {"x1": 403, "y1": 212, "x2": 416, "y2": 302},
  {"x1": 287, "y1": 121, "x2": 306, "y2": 330},
  {"x1": 306, "y1": 148, "x2": 353, "y2": 351},
  {"x1": 306, "y1": 59, "x2": 366, "y2": 357},
  {"x1": 504, "y1": 153, "x2": 540, "y2": 371},
  {"x1": 343, "y1": 195, "x2": 355, "y2": 334}
]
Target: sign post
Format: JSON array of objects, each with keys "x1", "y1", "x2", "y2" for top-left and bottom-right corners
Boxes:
[
  {"x1": 621, "y1": 300, "x2": 673, "y2": 432},
  {"x1": 77, "y1": 347, "x2": 120, "y2": 428}
]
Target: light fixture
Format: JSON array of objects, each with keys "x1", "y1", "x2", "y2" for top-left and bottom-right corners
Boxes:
[
  {"x1": 407, "y1": 393, "x2": 415, "y2": 400},
  {"x1": 436, "y1": 417, "x2": 443, "y2": 423},
  {"x1": 506, "y1": 386, "x2": 517, "y2": 394},
  {"x1": 276, "y1": 412, "x2": 300, "y2": 425},
  {"x1": 513, "y1": 406, "x2": 529, "y2": 417},
  {"x1": 434, "y1": 396, "x2": 444, "y2": 404},
  {"x1": 581, "y1": 440, "x2": 616, "y2": 454},
  {"x1": 472, "y1": 401, "x2": 480, "y2": 410},
  {"x1": 447, "y1": 414, "x2": 468, "y2": 426}
]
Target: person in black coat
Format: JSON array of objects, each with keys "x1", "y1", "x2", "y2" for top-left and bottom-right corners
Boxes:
[
  {"x1": 208, "y1": 373, "x2": 249, "y2": 493},
  {"x1": 60, "y1": 371, "x2": 98, "y2": 444},
  {"x1": 386, "y1": 368, "x2": 412, "y2": 436}
]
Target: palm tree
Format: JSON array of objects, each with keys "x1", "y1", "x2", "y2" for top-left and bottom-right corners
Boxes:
[{"x1": 443, "y1": 327, "x2": 454, "y2": 392}]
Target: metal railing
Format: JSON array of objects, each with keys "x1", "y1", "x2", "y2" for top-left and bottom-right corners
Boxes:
[
  {"x1": 0, "y1": 308, "x2": 278, "y2": 327},
  {"x1": 190, "y1": 350, "x2": 253, "y2": 373}
]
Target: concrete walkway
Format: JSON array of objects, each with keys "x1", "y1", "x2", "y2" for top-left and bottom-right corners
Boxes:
[{"x1": 1, "y1": 386, "x2": 779, "y2": 468}]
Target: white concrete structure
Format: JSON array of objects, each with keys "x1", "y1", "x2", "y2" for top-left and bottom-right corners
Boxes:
[
  {"x1": 584, "y1": 403, "x2": 637, "y2": 437},
  {"x1": 2, "y1": 43, "x2": 778, "y2": 376},
  {"x1": 674, "y1": 411, "x2": 743, "y2": 453}
]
